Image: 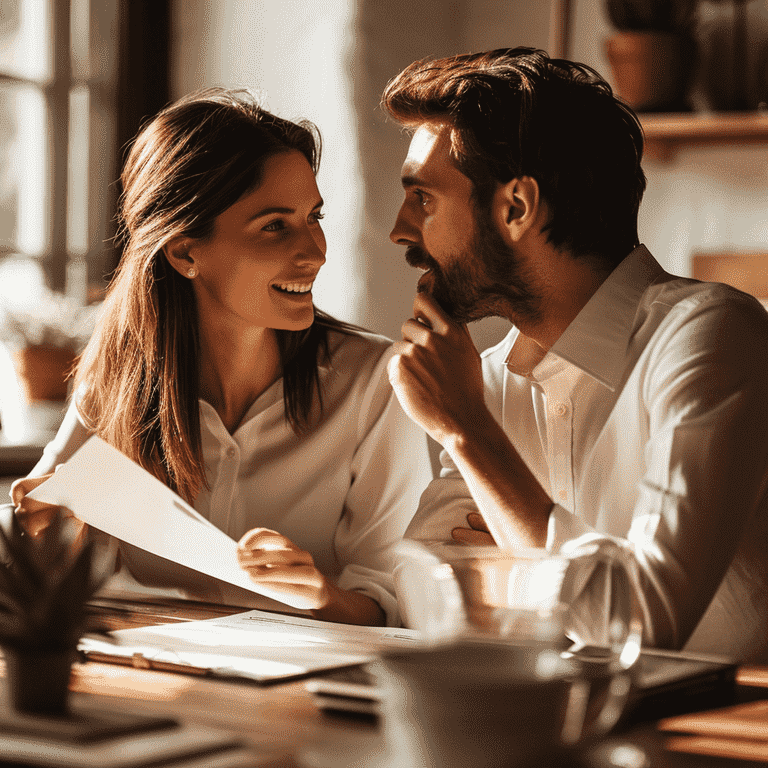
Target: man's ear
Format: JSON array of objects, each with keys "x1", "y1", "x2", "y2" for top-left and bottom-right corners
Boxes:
[
  {"x1": 492, "y1": 176, "x2": 542, "y2": 245},
  {"x1": 162, "y1": 235, "x2": 196, "y2": 278}
]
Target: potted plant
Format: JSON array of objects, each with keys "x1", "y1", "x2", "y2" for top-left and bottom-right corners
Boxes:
[
  {"x1": 604, "y1": 0, "x2": 700, "y2": 112},
  {"x1": 0, "y1": 286, "x2": 100, "y2": 444},
  {"x1": 0, "y1": 505, "x2": 113, "y2": 715},
  {"x1": 0, "y1": 288, "x2": 100, "y2": 403}
]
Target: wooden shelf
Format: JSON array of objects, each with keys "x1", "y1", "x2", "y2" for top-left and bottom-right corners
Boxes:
[{"x1": 641, "y1": 112, "x2": 768, "y2": 162}]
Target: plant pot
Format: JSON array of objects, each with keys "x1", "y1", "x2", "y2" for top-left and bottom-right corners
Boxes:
[
  {"x1": 11, "y1": 344, "x2": 77, "y2": 402},
  {"x1": 605, "y1": 31, "x2": 697, "y2": 112},
  {"x1": 3, "y1": 647, "x2": 75, "y2": 715}
]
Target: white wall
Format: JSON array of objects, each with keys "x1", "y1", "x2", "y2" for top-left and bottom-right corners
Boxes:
[
  {"x1": 170, "y1": 0, "x2": 555, "y2": 353},
  {"x1": 172, "y1": 0, "x2": 368, "y2": 328},
  {"x1": 171, "y1": 0, "x2": 768, "y2": 349}
]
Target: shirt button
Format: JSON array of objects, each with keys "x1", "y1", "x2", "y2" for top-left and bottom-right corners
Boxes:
[
  {"x1": 225, "y1": 446, "x2": 236, "y2": 458},
  {"x1": 554, "y1": 402, "x2": 568, "y2": 417}
]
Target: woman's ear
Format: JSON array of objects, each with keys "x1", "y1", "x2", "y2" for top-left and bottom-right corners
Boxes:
[
  {"x1": 492, "y1": 176, "x2": 542, "y2": 245},
  {"x1": 163, "y1": 236, "x2": 197, "y2": 278}
]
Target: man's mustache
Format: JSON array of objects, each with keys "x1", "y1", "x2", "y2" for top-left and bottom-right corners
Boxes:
[{"x1": 405, "y1": 245, "x2": 437, "y2": 271}]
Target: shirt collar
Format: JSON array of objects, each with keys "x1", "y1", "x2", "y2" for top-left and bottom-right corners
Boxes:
[
  {"x1": 504, "y1": 245, "x2": 666, "y2": 390},
  {"x1": 548, "y1": 244, "x2": 666, "y2": 391}
]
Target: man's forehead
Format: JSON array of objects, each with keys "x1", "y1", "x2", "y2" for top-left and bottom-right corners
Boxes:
[
  {"x1": 407, "y1": 123, "x2": 444, "y2": 161},
  {"x1": 402, "y1": 124, "x2": 450, "y2": 171},
  {"x1": 401, "y1": 122, "x2": 469, "y2": 190}
]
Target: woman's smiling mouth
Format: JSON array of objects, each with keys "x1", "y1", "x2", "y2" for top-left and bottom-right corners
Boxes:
[{"x1": 273, "y1": 281, "x2": 313, "y2": 294}]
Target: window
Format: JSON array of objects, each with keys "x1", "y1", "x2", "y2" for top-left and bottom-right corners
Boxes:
[
  {"x1": 0, "y1": 0, "x2": 123, "y2": 304},
  {"x1": 0, "y1": 0, "x2": 169, "y2": 454}
]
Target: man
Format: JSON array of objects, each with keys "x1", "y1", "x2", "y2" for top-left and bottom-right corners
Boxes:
[{"x1": 383, "y1": 47, "x2": 768, "y2": 661}]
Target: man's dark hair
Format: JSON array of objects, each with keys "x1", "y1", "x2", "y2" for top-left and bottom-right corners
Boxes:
[{"x1": 382, "y1": 47, "x2": 646, "y2": 265}]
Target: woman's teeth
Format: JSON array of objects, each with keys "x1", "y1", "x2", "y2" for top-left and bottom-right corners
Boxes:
[{"x1": 274, "y1": 282, "x2": 312, "y2": 294}]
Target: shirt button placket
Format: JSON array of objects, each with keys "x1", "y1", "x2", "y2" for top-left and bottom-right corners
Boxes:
[
  {"x1": 219, "y1": 442, "x2": 239, "y2": 533},
  {"x1": 550, "y1": 398, "x2": 572, "y2": 508}
]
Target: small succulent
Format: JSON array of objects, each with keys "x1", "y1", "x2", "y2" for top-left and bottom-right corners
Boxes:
[
  {"x1": 0, "y1": 505, "x2": 114, "y2": 652},
  {"x1": 605, "y1": 0, "x2": 699, "y2": 34}
]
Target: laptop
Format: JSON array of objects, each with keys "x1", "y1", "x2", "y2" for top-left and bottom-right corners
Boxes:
[{"x1": 306, "y1": 647, "x2": 738, "y2": 723}]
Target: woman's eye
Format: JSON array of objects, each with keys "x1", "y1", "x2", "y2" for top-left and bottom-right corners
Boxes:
[
  {"x1": 309, "y1": 211, "x2": 325, "y2": 224},
  {"x1": 263, "y1": 220, "x2": 286, "y2": 232}
]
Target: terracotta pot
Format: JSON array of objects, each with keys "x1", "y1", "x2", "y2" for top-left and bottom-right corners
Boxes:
[
  {"x1": 11, "y1": 344, "x2": 77, "y2": 402},
  {"x1": 605, "y1": 31, "x2": 697, "y2": 112},
  {"x1": 3, "y1": 647, "x2": 75, "y2": 715}
]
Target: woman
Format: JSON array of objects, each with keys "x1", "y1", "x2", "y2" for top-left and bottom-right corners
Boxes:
[{"x1": 11, "y1": 88, "x2": 432, "y2": 626}]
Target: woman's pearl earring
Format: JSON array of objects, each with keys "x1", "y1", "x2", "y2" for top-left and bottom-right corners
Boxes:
[{"x1": 187, "y1": 267, "x2": 197, "y2": 278}]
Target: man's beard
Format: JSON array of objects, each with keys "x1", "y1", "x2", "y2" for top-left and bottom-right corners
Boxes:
[{"x1": 405, "y1": 209, "x2": 541, "y2": 326}]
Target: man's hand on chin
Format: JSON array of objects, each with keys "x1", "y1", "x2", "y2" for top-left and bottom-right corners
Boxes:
[{"x1": 387, "y1": 291, "x2": 490, "y2": 446}]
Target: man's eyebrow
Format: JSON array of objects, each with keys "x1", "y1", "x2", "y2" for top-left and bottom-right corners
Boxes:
[{"x1": 401, "y1": 174, "x2": 429, "y2": 189}]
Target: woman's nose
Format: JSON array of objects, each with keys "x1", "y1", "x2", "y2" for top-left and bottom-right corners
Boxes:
[{"x1": 298, "y1": 226, "x2": 326, "y2": 266}]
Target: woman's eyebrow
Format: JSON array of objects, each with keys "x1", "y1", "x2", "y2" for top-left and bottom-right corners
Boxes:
[{"x1": 249, "y1": 200, "x2": 324, "y2": 221}]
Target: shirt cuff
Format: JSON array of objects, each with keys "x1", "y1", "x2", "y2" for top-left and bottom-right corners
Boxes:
[
  {"x1": 337, "y1": 568, "x2": 401, "y2": 628},
  {"x1": 546, "y1": 503, "x2": 604, "y2": 553}
]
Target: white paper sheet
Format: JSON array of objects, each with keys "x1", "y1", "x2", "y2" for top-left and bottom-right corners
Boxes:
[
  {"x1": 79, "y1": 609, "x2": 419, "y2": 683},
  {"x1": 27, "y1": 435, "x2": 313, "y2": 609}
]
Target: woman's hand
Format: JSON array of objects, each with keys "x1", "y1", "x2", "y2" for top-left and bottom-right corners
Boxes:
[
  {"x1": 237, "y1": 527, "x2": 385, "y2": 625},
  {"x1": 11, "y1": 472, "x2": 87, "y2": 544},
  {"x1": 237, "y1": 527, "x2": 330, "y2": 609}
]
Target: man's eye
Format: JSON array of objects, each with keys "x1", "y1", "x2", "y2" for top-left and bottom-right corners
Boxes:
[{"x1": 414, "y1": 190, "x2": 429, "y2": 206}]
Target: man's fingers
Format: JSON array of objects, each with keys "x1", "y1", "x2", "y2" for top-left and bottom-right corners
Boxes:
[
  {"x1": 466, "y1": 512, "x2": 491, "y2": 533},
  {"x1": 412, "y1": 291, "x2": 451, "y2": 334},
  {"x1": 451, "y1": 526, "x2": 497, "y2": 546}
]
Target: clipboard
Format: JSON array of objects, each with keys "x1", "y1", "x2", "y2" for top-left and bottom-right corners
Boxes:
[{"x1": 78, "y1": 608, "x2": 420, "y2": 685}]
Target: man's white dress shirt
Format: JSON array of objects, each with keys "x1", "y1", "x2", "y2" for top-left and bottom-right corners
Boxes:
[
  {"x1": 31, "y1": 330, "x2": 434, "y2": 626},
  {"x1": 406, "y1": 246, "x2": 768, "y2": 660}
]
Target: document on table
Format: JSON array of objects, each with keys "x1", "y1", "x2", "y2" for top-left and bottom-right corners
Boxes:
[
  {"x1": 26, "y1": 435, "x2": 310, "y2": 609},
  {"x1": 79, "y1": 609, "x2": 419, "y2": 683}
]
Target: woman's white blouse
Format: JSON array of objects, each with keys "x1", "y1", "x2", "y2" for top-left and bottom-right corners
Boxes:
[{"x1": 30, "y1": 330, "x2": 434, "y2": 625}]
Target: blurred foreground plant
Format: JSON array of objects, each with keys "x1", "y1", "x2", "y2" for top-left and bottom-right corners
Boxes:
[{"x1": 0, "y1": 505, "x2": 115, "y2": 713}]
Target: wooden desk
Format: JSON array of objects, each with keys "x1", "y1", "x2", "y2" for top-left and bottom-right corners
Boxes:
[{"x1": 17, "y1": 595, "x2": 768, "y2": 768}]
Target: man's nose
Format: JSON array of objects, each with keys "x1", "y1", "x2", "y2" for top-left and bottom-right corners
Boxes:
[{"x1": 390, "y1": 205, "x2": 417, "y2": 246}]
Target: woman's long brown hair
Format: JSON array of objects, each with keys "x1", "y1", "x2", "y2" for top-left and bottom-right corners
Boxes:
[{"x1": 75, "y1": 88, "x2": 357, "y2": 503}]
